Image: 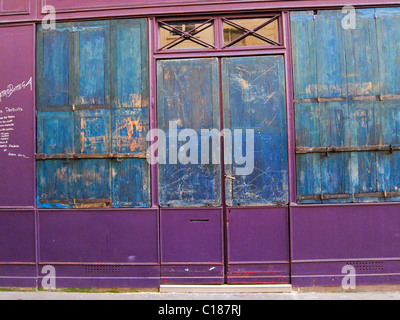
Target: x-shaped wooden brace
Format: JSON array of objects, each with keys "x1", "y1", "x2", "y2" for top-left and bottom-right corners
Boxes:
[
  {"x1": 159, "y1": 19, "x2": 215, "y2": 50},
  {"x1": 223, "y1": 15, "x2": 281, "y2": 48}
]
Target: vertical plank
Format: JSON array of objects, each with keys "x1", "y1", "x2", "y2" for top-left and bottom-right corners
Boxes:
[
  {"x1": 222, "y1": 55, "x2": 288, "y2": 206},
  {"x1": 316, "y1": 10, "x2": 351, "y2": 203},
  {"x1": 344, "y1": 8, "x2": 381, "y2": 202},
  {"x1": 290, "y1": 11, "x2": 322, "y2": 203},
  {"x1": 376, "y1": 8, "x2": 400, "y2": 202},
  {"x1": 110, "y1": 19, "x2": 150, "y2": 208}
]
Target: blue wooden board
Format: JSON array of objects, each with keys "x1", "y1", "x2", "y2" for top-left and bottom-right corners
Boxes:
[
  {"x1": 291, "y1": 9, "x2": 400, "y2": 204},
  {"x1": 222, "y1": 55, "x2": 289, "y2": 206},
  {"x1": 37, "y1": 19, "x2": 150, "y2": 208}
]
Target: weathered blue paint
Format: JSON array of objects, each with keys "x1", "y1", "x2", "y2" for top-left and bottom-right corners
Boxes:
[
  {"x1": 157, "y1": 58, "x2": 221, "y2": 208},
  {"x1": 222, "y1": 55, "x2": 289, "y2": 206},
  {"x1": 36, "y1": 19, "x2": 150, "y2": 208},
  {"x1": 291, "y1": 9, "x2": 400, "y2": 204}
]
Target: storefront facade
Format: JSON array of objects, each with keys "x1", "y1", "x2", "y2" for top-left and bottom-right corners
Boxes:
[{"x1": 1, "y1": 0, "x2": 400, "y2": 289}]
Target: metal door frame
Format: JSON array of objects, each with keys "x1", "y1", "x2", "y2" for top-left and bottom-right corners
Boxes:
[{"x1": 149, "y1": 12, "x2": 296, "y2": 284}]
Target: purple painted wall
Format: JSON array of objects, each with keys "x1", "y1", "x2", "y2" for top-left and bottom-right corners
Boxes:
[
  {"x1": 0, "y1": 24, "x2": 35, "y2": 208},
  {"x1": 0, "y1": 0, "x2": 400, "y2": 289},
  {"x1": 291, "y1": 204, "x2": 400, "y2": 286}
]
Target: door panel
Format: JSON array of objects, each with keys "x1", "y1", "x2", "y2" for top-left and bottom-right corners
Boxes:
[
  {"x1": 157, "y1": 55, "x2": 290, "y2": 284},
  {"x1": 157, "y1": 58, "x2": 221, "y2": 208},
  {"x1": 227, "y1": 208, "x2": 290, "y2": 284},
  {"x1": 222, "y1": 55, "x2": 289, "y2": 206}
]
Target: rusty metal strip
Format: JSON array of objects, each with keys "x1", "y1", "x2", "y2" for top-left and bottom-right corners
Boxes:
[
  {"x1": 298, "y1": 191, "x2": 400, "y2": 201},
  {"x1": 296, "y1": 145, "x2": 400, "y2": 154},
  {"x1": 297, "y1": 194, "x2": 351, "y2": 201},
  {"x1": 293, "y1": 97, "x2": 347, "y2": 103},
  {"x1": 351, "y1": 94, "x2": 400, "y2": 102},
  {"x1": 39, "y1": 199, "x2": 112, "y2": 204},
  {"x1": 354, "y1": 191, "x2": 400, "y2": 199},
  {"x1": 36, "y1": 152, "x2": 147, "y2": 160},
  {"x1": 37, "y1": 105, "x2": 110, "y2": 112}
]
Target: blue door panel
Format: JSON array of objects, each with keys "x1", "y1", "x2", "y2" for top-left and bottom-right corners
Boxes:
[
  {"x1": 157, "y1": 58, "x2": 221, "y2": 208},
  {"x1": 222, "y1": 55, "x2": 289, "y2": 206}
]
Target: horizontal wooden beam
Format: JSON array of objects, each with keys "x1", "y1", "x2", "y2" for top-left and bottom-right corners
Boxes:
[
  {"x1": 294, "y1": 94, "x2": 400, "y2": 104},
  {"x1": 35, "y1": 152, "x2": 147, "y2": 160},
  {"x1": 297, "y1": 194, "x2": 351, "y2": 201},
  {"x1": 37, "y1": 104, "x2": 110, "y2": 112},
  {"x1": 293, "y1": 97, "x2": 347, "y2": 103},
  {"x1": 351, "y1": 94, "x2": 400, "y2": 102},
  {"x1": 39, "y1": 199, "x2": 111, "y2": 204},
  {"x1": 298, "y1": 191, "x2": 400, "y2": 201},
  {"x1": 296, "y1": 145, "x2": 400, "y2": 154}
]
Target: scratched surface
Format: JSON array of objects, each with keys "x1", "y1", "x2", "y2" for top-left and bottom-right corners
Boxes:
[
  {"x1": 291, "y1": 8, "x2": 400, "y2": 203},
  {"x1": 157, "y1": 58, "x2": 221, "y2": 207},
  {"x1": 37, "y1": 19, "x2": 150, "y2": 208},
  {"x1": 222, "y1": 56, "x2": 289, "y2": 206}
]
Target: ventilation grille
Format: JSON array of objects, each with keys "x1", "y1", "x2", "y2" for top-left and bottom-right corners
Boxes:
[
  {"x1": 84, "y1": 265, "x2": 121, "y2": 275},
  {"x1": 350, "y1": 261, "x2": 384, "y2": 273}
]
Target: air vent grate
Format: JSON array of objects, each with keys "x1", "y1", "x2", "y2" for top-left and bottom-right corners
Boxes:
[
  {"x1": 350, "y1": 261, "x2": 384, "y2": 273},
  {"x1": 84, "y1": 265, "x2": 121, "y2": 275}
]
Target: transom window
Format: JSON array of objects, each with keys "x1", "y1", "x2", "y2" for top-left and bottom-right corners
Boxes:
[{"x1": 158, "y1": 15, "x2": 282, "y2": 51}]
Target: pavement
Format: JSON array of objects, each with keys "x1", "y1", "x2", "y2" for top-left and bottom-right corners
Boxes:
[{"x1": 1, "y1": 291, "x2": 400, "y2": 300}]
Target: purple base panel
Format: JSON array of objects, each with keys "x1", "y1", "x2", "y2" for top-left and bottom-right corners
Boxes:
[
  {"x1": 0, "y1": 265, "x2": 37, "y2": 288},
  {"x1": 160, "y1": 208, "x2": 224, "y2": 264},
  {"x1": 39, "y1": 210, "x2": 159, "y2": 264},
  {"x1": 227, "y1": 208, "x2": 290, "y2": 284},
  {"x1": 161, "y1": 265, "x2": 224, "y2": 285},
  {"x1": 38, "y1": 278, "x2": 160, "y2": 289},
  {"x1": 160, "y1": 208, "x2": 224, "y2": 284},
  {"x1": 0, "y1": 211, "x2": 36, "y2": 262},
  {"x1": 293, "y1": 275, "x2": 400, "y2": 288},
  {"x1": 291, "y1": 204, "x2": 400, "y2": 286},
  {"x1": 37, "y1": 265, "x2": 161, "y2": 289},
  {"x1": 227, "y1": 264, "x2": 290, "y2": 285}
]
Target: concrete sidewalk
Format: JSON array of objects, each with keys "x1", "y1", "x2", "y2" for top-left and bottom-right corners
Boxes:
[{"x1": 1, "y1": 291, "x2": 400, "y2": 300}]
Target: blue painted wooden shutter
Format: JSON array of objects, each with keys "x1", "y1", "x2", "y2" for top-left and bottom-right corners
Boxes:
[
  {"x1": 222, "y1": 56, "x2": 289, "y2": 206},
  {"x1": 37, "y1": 19, "x2": 150, "y2": 208},
  {"x1": 157, "y1": 58, "x2": 221, "y2": 207},
  {"x1": 291, "y1": 9, "x2": 400, "y2": 203}
]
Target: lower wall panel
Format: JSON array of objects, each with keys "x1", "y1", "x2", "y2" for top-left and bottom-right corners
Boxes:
[
  {"x1": 291, "y1": 204, "x2": 400, "y2": 287},
  {"x1": 0, "y1": 265, "x2": 37, "y2": 288},
  {"x1": 0, "y1": 211, "x2": 36, "y2": 288},
  {"x1": 37, "y1": 209, "x2": 160, "y2": 288},
  {"x1": 227, "y1": 208, "x2": 290, "y2": 285},
  {"x1": 160, "y1": 208, "x2": 224, "y2": 285}
]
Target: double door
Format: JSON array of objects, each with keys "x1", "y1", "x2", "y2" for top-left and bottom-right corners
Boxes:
[{"x1": 157, "y1": 55, "x2": 291, "y2": 284}]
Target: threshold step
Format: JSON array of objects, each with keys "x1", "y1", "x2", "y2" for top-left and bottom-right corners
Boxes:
[{"x1": 160, "y1": 284, "x2": 293, "y2": 294}]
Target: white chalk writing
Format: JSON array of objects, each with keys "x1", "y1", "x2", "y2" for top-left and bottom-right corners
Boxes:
[{"x1": 0, "y1": 77, "x2": 32, "y2": 102}]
